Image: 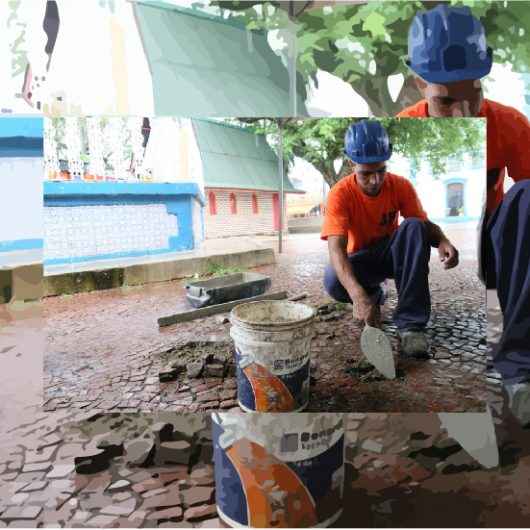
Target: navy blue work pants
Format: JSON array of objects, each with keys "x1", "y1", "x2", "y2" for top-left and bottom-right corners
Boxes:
[
  {"x1": 484, "y1": 180, "x2": 530, "y2": 383},
  {"x1": 323, "y1": 218, "x2": 431, "y2": 331}
]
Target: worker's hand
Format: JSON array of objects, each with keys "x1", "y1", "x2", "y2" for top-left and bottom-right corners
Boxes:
[
  {"x1": 351, "y1": 288, "x2": 381, "y2": 327},
  {"x1": 438, "y1": 239, "x2": 459, "y2": 270}
]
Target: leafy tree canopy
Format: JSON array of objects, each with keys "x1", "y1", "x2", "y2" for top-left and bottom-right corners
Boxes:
[
  {"x1": 232, "y1": 117, "x2": 485, "y2": 187},
  {"x1": 215, "y1": 1, "x2": 530, "y2": 115}
]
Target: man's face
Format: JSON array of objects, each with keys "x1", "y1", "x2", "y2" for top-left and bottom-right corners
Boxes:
[
  {"x1": 415, "y1": 78, "x2": 483, "y2": 117},
  {"x1": 353, "y1": 161, "x2": 387, "y2": 196}
]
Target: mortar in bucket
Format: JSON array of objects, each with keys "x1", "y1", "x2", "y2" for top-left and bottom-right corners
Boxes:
[
  {"x1": 229, "y1": 300, "x2": 316, "y2": 412},
  {"x1": 212, "y1": 412, "x2": 345, "y2": 528}
]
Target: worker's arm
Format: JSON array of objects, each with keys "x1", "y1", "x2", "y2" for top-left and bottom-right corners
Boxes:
[
  {"x1": 424, "y1": 220, "x2": 459, "y2": 269},
  {"x1": 328, "y1": 235, "x2": 379, "y2": 325}
]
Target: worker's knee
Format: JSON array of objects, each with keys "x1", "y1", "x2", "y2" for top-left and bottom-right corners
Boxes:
[
  {"x1": 400, "y1": 217, "x2": 425, "y2": 230},
  {"x1": 323, "y1": 265, "x2": 351, "y2": 303},
  {"x1": 506, "y1": 179, "x2": 530, "y2": 200},
  {"x1": 398, "y1": 217, "x2": 427, "y2": 239}
]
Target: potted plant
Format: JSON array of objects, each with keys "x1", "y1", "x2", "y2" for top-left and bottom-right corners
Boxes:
[{"x1": 58, "y1": 159, "x2": 71, "y2": 180}]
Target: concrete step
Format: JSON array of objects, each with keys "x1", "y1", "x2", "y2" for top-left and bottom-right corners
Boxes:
[{"x1": 43, "y1": 248, "x2": 275, "y2": 297}]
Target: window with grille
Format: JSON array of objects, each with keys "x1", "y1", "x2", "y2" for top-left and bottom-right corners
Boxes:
[
  {"x1": 230, "y1": 192, "x2": 237, "y2": 214},
  {"x1": 208, "y1": 192, "x2": 217, "y2": 215}
]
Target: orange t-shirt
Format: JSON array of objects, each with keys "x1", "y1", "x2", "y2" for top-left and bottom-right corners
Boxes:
[
  {"x1": 320, "y1": 172, "x2": 428, "y2": 254},
  {"x1": 397, "y1": 98, "x2": 530, "y2": 213}
]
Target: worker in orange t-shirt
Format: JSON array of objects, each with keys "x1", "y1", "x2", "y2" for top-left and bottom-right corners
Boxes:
[
  {"x1": 321, "y1": 120, "x2": 459, "y2": 358},
  {"x1": 397, "y1": 4, "x2": 530, "y2": 426}
]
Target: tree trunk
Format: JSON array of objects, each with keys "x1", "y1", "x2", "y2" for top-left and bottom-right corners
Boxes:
[
  {"x1": 321, "y1": 171, "x2": 340, "y2": 188},
  {"x1": 351, "y1": 74, "x2": 423, "y2": 116},
  {"x1": 337, "y1": 160, "x2": 351, "y2": 180},
  {"x1": 311, "y1": 159, "x2": 339, "y2": 189},
  {"x1": 396, "y1": 74, "x2": 422, "y2": 111}
]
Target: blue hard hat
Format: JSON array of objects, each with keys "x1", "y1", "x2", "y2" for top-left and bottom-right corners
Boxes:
[
  {"x1": 406, "y1": 4, "x2": 493, "y2": 84},
  {"x1": 344, "y1": 120, "x2": 392, "y2": 164}
]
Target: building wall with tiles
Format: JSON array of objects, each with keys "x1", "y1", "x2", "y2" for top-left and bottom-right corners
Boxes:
[
  {"x1": 204, "y1": 188, "x2": 287, "y2": 239},
  {"x1": 43, "y1": 182, "x2": 203, "y2": 267}
]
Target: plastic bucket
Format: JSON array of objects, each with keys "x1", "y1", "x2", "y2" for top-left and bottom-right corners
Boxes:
[
  {"x1": 212, "y1": 412, "x2": 345, "y2": 528},
  {"x1": 230, "y1": 301, "x2": 316, "y2": 412}
]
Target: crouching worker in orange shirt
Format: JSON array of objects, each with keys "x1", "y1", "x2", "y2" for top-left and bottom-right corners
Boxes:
[
  {"x1": 321, "y1": 120, "x2": 459, "y2": 358},
  {"x1": 398, "y1": 4, "x2": 530, "y2": 426}
]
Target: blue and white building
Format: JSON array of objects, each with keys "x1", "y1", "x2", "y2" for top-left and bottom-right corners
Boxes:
[
  {"x1": 389, "y1": 153, "x2": 485, "y2": 223},
  {"x1": 43, "y1": 117, "x2": 206, "y2": 272},
  {"x1": 0, "y1": 117, "x2": 44, "y2": 302}
]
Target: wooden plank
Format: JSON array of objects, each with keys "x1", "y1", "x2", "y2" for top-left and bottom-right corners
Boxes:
[
  {"x1": 158, "y1": 291, "x2": 288, "y2": 327},
  {"x1": 288, "y1": 292, "x2": 308, "y2": 302}
]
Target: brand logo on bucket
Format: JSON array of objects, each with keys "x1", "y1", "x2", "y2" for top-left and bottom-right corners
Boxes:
[
  {"x1": 273, "y1": 353, "x2": 308, "y2": 372},
  {"x1": 281, "y1": 420, "x2": 343, "y2": 453}
]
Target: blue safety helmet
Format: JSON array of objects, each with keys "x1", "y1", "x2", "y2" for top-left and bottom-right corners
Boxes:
[
  {"x1": 406, "y1": 4, "x2": 493, "y2": 84},
  {"x1": 344, "y1": 120, "x2": 392, "y2": 164}
]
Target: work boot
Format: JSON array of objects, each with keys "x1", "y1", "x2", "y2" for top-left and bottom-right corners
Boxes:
[
  {"x1": 504, "y1": 381, "x2": 530, "y2": 428},
  {"x1": 398, "y1": 330, "x2": 430, "y2": 359}
]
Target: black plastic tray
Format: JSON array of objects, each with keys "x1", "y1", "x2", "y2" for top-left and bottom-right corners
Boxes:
[{"x1": 185, "y1": 272, "x2": 272, "y2": 308}]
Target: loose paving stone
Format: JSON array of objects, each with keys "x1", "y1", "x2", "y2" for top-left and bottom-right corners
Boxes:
[
  {"x1": 132, "y1": 478, "x2": 164, "y2": 494},
  {"x1": 25, "y1": 446, "x2": 57, "y2": 464},
  {"x1": 55, "y1": 444, "x2": 83, "y2": 461},
  {"x1": 100, "y1": 499, "x2": 137, "y2": 517},
  {"x1": 158, "y1": 466, "x2": 188, "y2": 484},
  {"x1": 141, "y1": 492, "x2": 180, "y2": 512},
  {"x1": 74, "y1": 448, "x2": 110, "y2": 474},
  {"x1": 152, "y1": 422, "x2": 174, "y2": 445},
  {"x1": 190, "y1": 465, "x2": 214, "y2": 487},
  {"x1": 182, "y1": 486, "x2": 215, "y2": 507},
  {"x1": 7, "y1": 521, "x2": 39, "y2": 528},
  {"x1": 203, "y1": 363, "x2": 225, "y2": 378},
  {"x1": 1, "y1": 506, "x2": 43, "y2": 521},
  {"x1": 71, "y1": 511, "x2": 91, "y2": 524},
  {"x1": 106, "y1": 479, "x2": 131, "y2": 492},
  {"x1": 220, "y1": 399, "x2": 238, "y2": 409},
  {"x1": 18, "y1": 480, "x2": 48, "y2": 493},
  {"x1": 186, "y1": 362, "x2": 204, "y2": 379},
  {"x1": 93, "y1": 432, "x2": 125, "y2": 457},
  {"x1": 145, "y1": 507, "x2": 184, "y2": 523},
  {"x1": 142, "y1": 487, "x2": 169, "y2": 499},
  {"x1": 112, "y1": 491, "x2": 133, "y2": 502},
  {"x1": 6, "y1": 494, "x2": 28, "y2": 506},
  {"x1": 84, "y1": 515, "x2": 119, "y2": 527},
  {"x1": 195, "y1": 389, "x2": 219, "y2": 403},
  {"x1": 362, "y1": 439, "x2": 385, "y2": 454},
  {"x1": 184, "y1": 504, "x2": 218, "y2": 522},
  {"x1": 125, "y1": 439, "x2": 155, "y2": 467},
  {"x1": 157, "y1": 441, "x2": 191, "y2": 465},
  {"x1": 21, "y1": 462, "x2": 52, "y2": 473},
  {"x1": 46, "y1": 464, "x2": 75, "y2": 479}
]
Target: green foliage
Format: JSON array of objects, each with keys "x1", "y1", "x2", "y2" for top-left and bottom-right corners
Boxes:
[
  {"x1": 216, "y1": 0, "x2": 530, "y2": 114},
  {"x1": 7, "y1": 0, "x2": 28, "y2": 77},
  {"x1": 235, "y1": 117, "x2": 485, "y2": 187},
  {"x1": 202, "y1": 263, "x2": 245, "y2": 278}
]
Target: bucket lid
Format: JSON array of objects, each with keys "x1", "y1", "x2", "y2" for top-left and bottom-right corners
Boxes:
[{"x1": 230, "y1": 300, "x2": 316, "y2": 329}]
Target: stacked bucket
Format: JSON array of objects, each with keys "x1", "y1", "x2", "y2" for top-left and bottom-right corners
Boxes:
[{"x1": 212, "y1": 301, "x2": 346, "y2": 528}]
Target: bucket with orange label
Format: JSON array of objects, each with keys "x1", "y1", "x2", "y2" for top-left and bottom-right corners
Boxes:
[
  {"x1": 230, "y1": 301, "x2": 316, "y2": 412},
  {"x1": 212, "y1": 412, "x2": 345, "y2": 528}
]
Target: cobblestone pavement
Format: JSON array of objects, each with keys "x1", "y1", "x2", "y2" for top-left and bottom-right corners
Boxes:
[
  {"x1": 2, "y1": 409, "x2": 530, "y2": 527},
  {"x1": 485, "y1": 289, "x2": 507, "y2": 438},
  {"x1": 3, "y1": 226, "x2": 530, "y2": 527},
  {"x1": 43, "y1": 230, "x2": 487, "y2": 413}
]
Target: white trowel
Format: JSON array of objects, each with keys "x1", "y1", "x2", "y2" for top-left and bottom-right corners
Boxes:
[{"x1": 360, "y1": 324, "x2": 396, "y2": 380}]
